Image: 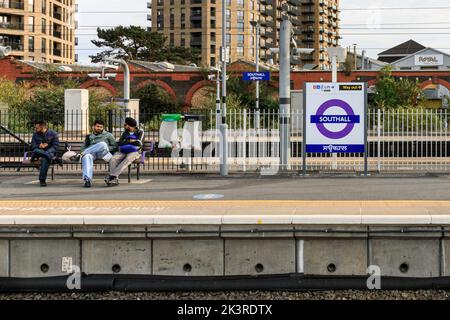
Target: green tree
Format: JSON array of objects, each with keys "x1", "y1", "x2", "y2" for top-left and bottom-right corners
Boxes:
[
  {"x1": 373, "y1": 66, "x2": 424, "y2": 109},
  {"x1": 133, "y1": 83, "x2": 181, "y2": 122},
  {"x1": 90, "y1": 26, "x2": 200, "y2": 65},
  {"x1": 0, "y1": 78, "x2": 28, "y2": 111},
  {"x1": 342, "y1": 53, "x2": 355, "y2": 75},
  {"x1": 226, "y1": 76, "x2": 278, "y2": 110},
  {"x1": 88, "y1": 91, "x2": 121, "y2": 124}
]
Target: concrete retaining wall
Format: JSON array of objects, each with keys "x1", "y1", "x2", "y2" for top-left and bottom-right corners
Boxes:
[{"x1": 0, "y1": 226, "x2": 447, "y2": 278}]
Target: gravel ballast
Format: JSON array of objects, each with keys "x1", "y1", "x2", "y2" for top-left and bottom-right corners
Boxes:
[{"x1": 0, "y1": 290, "x2": 449, "y2": 300}]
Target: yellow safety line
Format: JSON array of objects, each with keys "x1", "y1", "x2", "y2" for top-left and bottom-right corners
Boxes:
[{"x1": 0, "y1": 200, "x2": 449, "y2": 208}]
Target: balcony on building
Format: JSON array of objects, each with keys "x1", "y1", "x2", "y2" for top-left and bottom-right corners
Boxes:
[
  {"x1": 53, "y1": 23, "x2": 62, "y2": 39},
  {"x1": 0, "y1": 0, "x2": 24, "y2": 10},
  {"x1": 291, "y1": 17, "x2": 301, "y2": 26},
  {"x1": 260, "y1": 0, "x2": 274, "y2": 5},
  {"x1": 0, "y1": 35, "x2": 23, "y2": 51},
  {"x1": 302, "y1": 26, "x2": 314, "y2": 34},
  {"x1": 0, "y1": 16, "x2": 24, "y2": 31},
  {"x1": 53, "y1": 4, "x2": 62, "y2": 21},
  {"x1": 303, "y1": 35, "x2": 314, "y2": 42},
  {"x1": 301, "y1": 53, "x2": 315, "y2": 62},
  {"x1": 53, "y1": 43, "x2": 62, "y2": 57},
  {"x1": 190, "y1": 32, "x2": 202, "y2": 49},
  {"x1": 303, "y1": 15, "x2": 315, "y2": 24},
  {"x1": 288, "y1": 0, "x2": 302, "y2": 5}
]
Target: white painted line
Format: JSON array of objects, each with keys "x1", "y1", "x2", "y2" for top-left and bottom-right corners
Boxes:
[
  {"x1": 13, "y1": 215, "x2": 85, "y2": 225},
  {"x1": 361, "y1": 215, "x2": 432, "y2": 225},
  {"x1": 153, "y1": 215, "x2": 223, "y2": 225},
  {"x1": 221, "y1": 215, "x2": 294, "y2": 225},
  {"x1": 83, "y1": 215, "x2": 155, "y2": 225},
  {"x1": 0, "y1": 214, "x2": 448, "y2": 226},
  {"x1": 430, "y1": 215, "x2": 450, "y2": 225},
  {"x1": 297, "y1": 240, "x2": 304, "y2": 274},
  {"x1": 193, "y1": 194, "x2": 225, "y2": 200},
  {"x1": 292, "y1": 215, "x2": 362, "y2": 225},
  {"x1": 0, "y1": 216, "x2": 17, "y2": 225},
  {"x1": 443, "y1": 240, "x2": 447, "y2": 277}
]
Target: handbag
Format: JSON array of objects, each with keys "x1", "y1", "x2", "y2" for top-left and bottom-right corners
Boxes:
[{"x1": 119, "y1": 144, "x2": 139, "y2": 154}]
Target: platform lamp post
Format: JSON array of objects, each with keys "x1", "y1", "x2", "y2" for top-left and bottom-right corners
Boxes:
[
  {"x1": 104, "y1": 57, "x2": 131, "y2": 113},
  {"x1": 250, "y1": 21, "x2": 261, "y2": 131},
  {"x1": 88, "y1": 64, "x2": 120, "y2": 132},
  {"x1": 326, "y1": 46, "x2": 347, "y2": 170},
  {"x1": 270, "y1": 29, "x2": 314, "y2": 172},
  {"x1": 220, "y1": 0, "x2": 229, "y2": 176}
]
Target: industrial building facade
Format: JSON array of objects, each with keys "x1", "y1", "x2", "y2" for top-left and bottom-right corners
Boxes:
[
  {"x1": 0, "y1": 0, "x2": 77, "y2": 63},
  {"x1": 148, "y1": 0, "x2": 340, "y2": 69}
]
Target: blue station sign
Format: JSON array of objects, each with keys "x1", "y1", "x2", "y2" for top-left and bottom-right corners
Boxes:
[{"x1": 242, "y1": 72, "x2": 271, "y2": 81}]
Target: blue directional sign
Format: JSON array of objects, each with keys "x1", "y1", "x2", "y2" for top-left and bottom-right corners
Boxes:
[{"x1": 242, "y1": 72, "x2": 271, "y2": 81}]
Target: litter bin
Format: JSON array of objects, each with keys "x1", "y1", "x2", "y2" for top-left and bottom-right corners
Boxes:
[
  {"x1": 159, "y1": 114, "x2": 182, "y2": 149},
  {"x1": 181, "y1": 114, "x2": 203, "y2": 151}
]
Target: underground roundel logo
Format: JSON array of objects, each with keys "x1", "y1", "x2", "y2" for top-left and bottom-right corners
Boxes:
[{"x1": 311, "y1": 99, "x2": 360, "y2": 140}]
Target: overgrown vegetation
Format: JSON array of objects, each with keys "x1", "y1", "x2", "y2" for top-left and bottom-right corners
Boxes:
[
  {"x1": 0, "y1": 78, "x2": 121, "y2": 131},
  {"x1": 372, "y1": 66, "x2": 424, "y2": 109}
]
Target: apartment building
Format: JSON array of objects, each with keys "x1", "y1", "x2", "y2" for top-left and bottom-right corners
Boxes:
[
  {"x1": 0, "y1": 0, "x2": 77, "y2": 63},
  {"x1": 148, "y1": 0, "x2": 340, "y2": 69}
]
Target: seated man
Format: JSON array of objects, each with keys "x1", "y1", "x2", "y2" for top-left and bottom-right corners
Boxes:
[
  {"x1": 30, "y1": 121, "x2": 61, "y2": 187},
  {"x1": 80, "y1": 119, "x2": 117, "y2": 188},
  {"x1": 104, "y1": 117, "x2": 144, "y2": 187}
]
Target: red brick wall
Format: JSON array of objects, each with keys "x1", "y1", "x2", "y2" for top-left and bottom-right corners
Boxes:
[{"x1": 3, "y1": 58, "x2": 450, "y2": 108}]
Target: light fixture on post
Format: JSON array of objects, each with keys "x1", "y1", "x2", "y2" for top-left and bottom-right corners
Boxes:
[
  {"x1": 104, "y1": 57, "x2": 130, "y2": 112},
  {"x1": 88, "y1": 64, "x2": 118, "y2": 81},
  {"x1": 0, "y1": 46, "x2": 12, "y2": 59}
]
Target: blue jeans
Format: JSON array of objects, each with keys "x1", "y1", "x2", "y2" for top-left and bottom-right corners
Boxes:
[
  {"x1": 81, "y1": 142, "x2": 112, "y2": 181},
  {"x1": 33, "y1": 149, "x2": 53, "y2": 181}
]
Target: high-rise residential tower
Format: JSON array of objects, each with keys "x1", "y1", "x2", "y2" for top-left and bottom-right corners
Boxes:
[
  {"x1": 148, "y1": 0, "x2": 340, "y2": 69},
  {"x1": 0, "y1": 0, "x2": 77, "y2": 63}
]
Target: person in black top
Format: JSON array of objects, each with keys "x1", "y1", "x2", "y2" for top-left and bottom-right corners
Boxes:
[
  {"x1": 104, "y1": 117, "x2": 144, "y2": 186},
  {"x1": 30, "y1": 121, "x2": 61, "y2": 187}
]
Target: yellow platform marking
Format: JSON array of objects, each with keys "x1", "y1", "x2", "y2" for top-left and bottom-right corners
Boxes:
[{"x1": 0, "y1": 200, "x2": 449, "y2": 208}]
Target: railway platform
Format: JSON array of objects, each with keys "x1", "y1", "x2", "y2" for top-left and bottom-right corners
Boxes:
[{"x1": 0, "y1": 174, "x2": 450, "y2": 290}]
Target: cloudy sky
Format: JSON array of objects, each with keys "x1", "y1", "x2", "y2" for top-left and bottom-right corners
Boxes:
[{"x1": 76, "y1": 0, "x2": 450, "y2": 64}]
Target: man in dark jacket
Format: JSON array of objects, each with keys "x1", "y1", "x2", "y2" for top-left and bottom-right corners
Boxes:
[
  {"x1": 30, "y1": 121, "x2": 60, "y2": 187},
  {"x1": 104, "y1": 117, "x2": 144, "y2": 186}
]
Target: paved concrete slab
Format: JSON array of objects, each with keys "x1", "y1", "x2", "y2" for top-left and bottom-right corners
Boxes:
[
  {"x1": 1, "y1": 175, "x2": 450, "y2": 201},
  {"x1": 302, "y1": 240, "x2": 367, "y2": 276},
  {"x1": 0, "y1": 240, "x2": 8, "y2": 277},
  {"x1": 10, "y1": 239, "x2": 80, "y2": 277},
  {"x1": 152, "y1": 239, "x2": 223, "y2": 276},
  {"x1": 370, "y1": 239, "x2": 440, "y2": 278},
  {"x1": 82, "y1": 240, "x2": 152, "y2": 275},
  {"x1": 224, "y1": 239, "x2": 296, "y2": 275}
]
